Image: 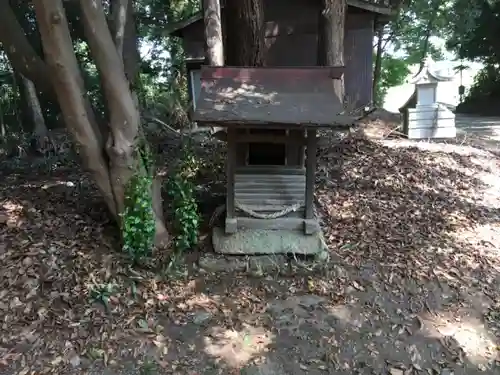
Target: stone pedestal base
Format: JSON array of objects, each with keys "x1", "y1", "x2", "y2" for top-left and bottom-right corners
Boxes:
[
  {"x1": 212, "y1": 226, "x2": 327, "y2": 255},
  {"x1": 406, "y1": 104, "x2": 456, "y2": 139}
]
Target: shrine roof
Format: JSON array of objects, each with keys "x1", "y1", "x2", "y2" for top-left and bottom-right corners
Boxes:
[
  {"x1": 192, "y1": 66, "x2": 358, "y2": 129},
  {"x1": 411, "y1": 57, "x2": 455, "y2": 84},
  {"x1": 167, "y1": 0, "x2": 396, "y2": 37}
]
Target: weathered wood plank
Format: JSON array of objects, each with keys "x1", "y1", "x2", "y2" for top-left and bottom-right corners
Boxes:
[
  {"x1": 226, "y1": 129, "x2": 237, "y2": 233},
  {"x1": 287, "y1": 130, "x2": 305, "y2": 166},
  {"x1": 235, "y1": 179, "x2": 305, "y2": 186},
  {"x1": 235, "y1": 176, "x2": 306, "y2": 184},
  {"x1": 236, "y1": 217, "x2": 320, "y2": 232},
  {"x1": 235, "y1": 165, "x2": 306, "y2": 175},
  {"x1": 235, "y1": 180, "x2": 304, "y2": 190},
  {"x1": 235, "y1": 170, "x2": 306, "y2": 208},
  {"x1": 235, "y1": 198, "x2": 304, "y2": 206},
  {"x1": 234, "y1": 134, "x2": 306, "y2": 144},
  {"x1": 236, "y1": 205, "x2": 305, "y2": 220},
  {"x1": 235, "y1": 204, "x2": 305, "y2": 212},
  {"x1": 235, "y1": 187, "x2": 305, "y2": 195},
  {"x1": 305, "y1": 130, "x2": 317, "y2": 234},
  {"x1": 200, "y1": 66, "x2": 345, "y2": 81},
  {"x1": 235, "y1": 193, "x2": 304, "y2": 202}
]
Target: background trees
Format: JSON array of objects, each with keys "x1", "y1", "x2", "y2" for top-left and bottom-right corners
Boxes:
[
  {"x1": 0, "y1": 0, "x2": 201, "y2": 248},
  {"x1": 0, "y1": 0, "x2": 198, "y2": 144},
  {"x1": 374, "y1": 0, "x2": 500, "y2": 112},
  {"x1": 374, "y1": 0, "x2": 453, "y2": 106},
  {"x1": 446, "y1": 0, "x2": 500, "y2": 114}
]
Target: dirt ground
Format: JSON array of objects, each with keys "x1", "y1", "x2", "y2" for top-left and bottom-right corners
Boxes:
[{"x1": 0, "y1": 117, "x2": 500, "y2": 375}]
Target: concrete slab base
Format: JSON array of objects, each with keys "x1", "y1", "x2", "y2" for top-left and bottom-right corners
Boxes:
[
  {"x1": 212, "y1": 226, "x2": 328, "y2": 255},
  {"x1": 198, "y1": 252, "x2": 332, "y2": 276}
]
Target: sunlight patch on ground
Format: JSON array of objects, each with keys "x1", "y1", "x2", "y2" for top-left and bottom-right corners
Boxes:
[
  {"x1": 203, "y1": 324, "x2": 274, "y2": 368},
  {"x1": 380, "y1": 138, "x2": 492, "y2": 157},
  {"x1": 41, "y1": 180, "x2": 76, "y2": 189},
  {"x1": 451, "y1": 223, "x2": 500, "y2": 259},
  {"x1": 488, "y1": 126, "x2": 500, "y2": 140},
  {"x1": 382, "y1": 137, "x2": 500, "y2": 211},
  {"x1": 327, "y1": 304, "x2": 365, "y2": 329},
  {"x1": 178, "y1": 293, "x2": 215, "y2": 310},
  {"x1": 421, "y1": 312, "x2": 498, "y2": 366},
  {"x1": 0, "y1": 200, "x2": 24, "y2": 227},
  {"x1": 477, "y1": 172, "x2": 500, "y2": 209},
  {"x1": 18, "y1": 180, "x2": 77, "y2": 190}
]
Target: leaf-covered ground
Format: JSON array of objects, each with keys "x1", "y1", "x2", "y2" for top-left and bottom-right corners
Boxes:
[{"x1": 0, "y1": 124, "x2": 500, "y2": 375}]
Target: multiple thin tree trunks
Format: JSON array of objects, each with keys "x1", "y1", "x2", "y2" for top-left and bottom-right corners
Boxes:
[{"x1": 32, "y1": 0, "x2": 169, "y2": 247}]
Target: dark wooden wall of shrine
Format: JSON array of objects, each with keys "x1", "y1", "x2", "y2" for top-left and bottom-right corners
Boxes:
[{"x1": 177, "y1": 0, "x2": 375, "y2": 108}]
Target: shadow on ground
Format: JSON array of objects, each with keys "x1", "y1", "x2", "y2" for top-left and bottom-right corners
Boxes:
[{"x1": 0, "y1": 132, "x2": 499, "y2": 374}]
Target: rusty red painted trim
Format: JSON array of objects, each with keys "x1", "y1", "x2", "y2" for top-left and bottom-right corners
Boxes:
[{"x1": 200, "y1": 66, "x2": 344, "y2": 82}]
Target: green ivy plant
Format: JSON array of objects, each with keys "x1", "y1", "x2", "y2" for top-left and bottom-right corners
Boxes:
[
  {"x1": 89, "y1": 282, "x2": 116, "y2": 312},
  {"x1": 121, "y1": 137, "x2": 156, "y2": 263},
  {"x1": 167, "y1": 140, "x2": 200, "y2": 253}
]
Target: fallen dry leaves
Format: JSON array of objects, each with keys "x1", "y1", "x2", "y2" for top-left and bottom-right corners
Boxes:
[{"x1": 0, "y1": 125, "x2": 499, "y2": 374}]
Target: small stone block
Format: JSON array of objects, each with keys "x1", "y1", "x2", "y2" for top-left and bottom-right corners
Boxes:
[
  {"x1": 212, "y1": 226, "x2": 328, "y2": 255},
  {"x1": 225, "y1": 218, "x2": 237, "y2": 234},
  {"x1": 303, "y1": 219, "x2": 319, "y2": 234}
]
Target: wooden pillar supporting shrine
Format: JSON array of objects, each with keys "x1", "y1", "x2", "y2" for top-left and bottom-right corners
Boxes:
[
  {"x1": 305, "y1": 130, "x2": 317, "y2": 234},
  {"x1": 225, "y1": 128, "x2": 237, "y2": 233}
]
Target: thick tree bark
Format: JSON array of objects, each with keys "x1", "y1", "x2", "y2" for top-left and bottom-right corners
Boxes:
[
  {"x1": 110, "y1": 0, "x2": 128, "y2": 58},
  {"x1": 372, "y1": 23, "x2": 384, "y2": 106},
  {"x1": 225, "y1": 0, "x2": 265, "y2": 66},
  {"x1": 109, "y1": 0, "x2": 141, "y2": 116},
  {"x1": 110, "y1": 0, "x2": 139, "y2": 83},
  {"x1": 203, "y1": 0, "x2": 224, "y2": 66},
  {"x1": 21, "y1": 75, "x2": 50, "y2": 146},
  {"x1": 33, "y1": 0, "x2": 115, "y2": 209},
  {"x1": 123, "y1": 2, "x2": 141, "y2": 86},
  {"x1": 0, "y1": 0, "x2": 52, "y2": 95},
  {"x1": 111, "y1": 0, "x2": 165, "y2": 235},
  {"x1": 12, "y1": 71, "x2": 30, "y2": 133},
  {"x1": 79, "y1": 0, "x2": 169, "y2": 246},
  {"x1": 33, "y1": 0, "x2": 169, "y2": 247},
  {"x1": 317, "y1": 0, "x2": 346, "y2": 104}
]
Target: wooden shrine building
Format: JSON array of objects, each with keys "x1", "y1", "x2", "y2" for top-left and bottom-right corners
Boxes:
[
  {"x1": 168, "y1": 0, "x2": 396, "y2": 111},
  {"x1": 193, "y1": 66, "x2": 356, "y2": 255}
]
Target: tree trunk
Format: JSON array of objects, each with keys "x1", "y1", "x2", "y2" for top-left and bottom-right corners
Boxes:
[
  {"x1": 418, "y1": 27, "x2": 433, "y2": 71},
  {"x1": 33, "y1": 0, "x2": 169, "y2": 247},
  {"x1": 33, "y1": 0, "x2": 115, "y2": 206},
  {"x1": 12, "y1": 71, "x2": 30, "y2": 134},
  {"x1": 0, "y1": 104, "x2": 4, "y2": 140},
  {"x1": 0, "y1": 0, "x2": 52, "y2": 95},
  {"x1": 317, "y1": 0, "x2": 346, "y2": 104},
  {"x1": 110, "y1": 0, "x2": 140, "y2": 84},
  {"x1": 225, "y1": 0, "x2": 265, "y2": 66},
  {"x1": 110, "y1": 0, "x2": 128, "y2": 59},
  {"x1": 203, "y1": 0, "x2": 224, "y2": 66},
  {"x1": 79, "y1": 0, "x2": 169, "y2": 246},
  {"x1": 21, "y1": 75, "x2": 49, "y2": 144},
  {"x1": 110, "y1": 0, "x2": 141, "y2": 114},
  {"x1": 417, "y1": 0, "x2": 441, "y2": 71},
  {"x1": 372, "y1": 23, "x2": 384, "y2": 106},
  {"x1": 110, "y1": 0, "x2": 166, "y2": 235}
]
